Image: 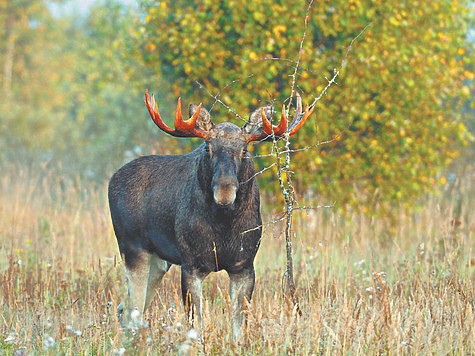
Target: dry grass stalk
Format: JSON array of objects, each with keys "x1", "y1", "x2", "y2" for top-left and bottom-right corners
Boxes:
[{"x1": 0, "y1": 163, "x2": 473, "y2": 354}]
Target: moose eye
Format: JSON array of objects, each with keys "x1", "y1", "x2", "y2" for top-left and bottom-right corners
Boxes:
[
  {"x1": 240, "y1": 147, "x2": 248, "y2": 158},
  {"x1": 204, "y1": 144, "x2": 211, "y2": 155}
]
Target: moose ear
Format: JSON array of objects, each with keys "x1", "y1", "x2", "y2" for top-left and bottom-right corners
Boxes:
[
  {"x1": 242, "y1": 105, "x2": 274, "y2": 135},
  {"x1": 189, "y1": 104, "x2": 213, "y2": 131}
]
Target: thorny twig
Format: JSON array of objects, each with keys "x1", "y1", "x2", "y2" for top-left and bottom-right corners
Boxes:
[
  {"x1": 240, "y1": 202, "x2": 335, "y2": 236},
  {"x1": 196, "y1": 5, "x2": 369, "y2": 317},
  {"x1": 239, "y1": 162, "x2": 277, "y2": 185},
  {"x1": 249, "y1": 135, "x2": 340, "y2": 159},
  {"x1": 269, "y1": 0, "x2": 314, "y2": 315}
]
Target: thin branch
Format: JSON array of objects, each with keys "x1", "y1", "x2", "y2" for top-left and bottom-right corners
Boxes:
[
  {"x1": 249, "y1": 136, "x2": 337, "y2": 159},
  {"x1": 240, "y1": 202, "x2": 334, "y2": 236},
  {"x1": 245, "y1": 57, "x2": 298, "y2": 64},
  {"x1": 241, "y1": 215, "x2": 287, "y2": 235},
  {"x1": 239, "y1": 162, "x2": 277, "y2": 185},
  {"x1": 295, "y1": 203, "x2": 335, "y2": 211},
  {"x1": 195, "y1": 76, "x2": 255, "y2": 123},
  {"x1": 288, "y1": 0, "x2": 313, "y2": 111},
  {"x1": 311, "y1": 23, "x2": 371, "y2": 108}
]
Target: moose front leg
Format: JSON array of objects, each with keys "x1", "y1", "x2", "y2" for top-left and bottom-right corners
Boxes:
[
  {"x1": 181, "y1": 267, "x2": 208, "y2": 331},
  {"x1": 229, "y1": 266, "x2": 255, "y2": 340}
]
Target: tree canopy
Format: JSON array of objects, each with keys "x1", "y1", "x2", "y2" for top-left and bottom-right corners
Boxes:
[
  {"x1": 0, "y1": 0, "x2": 472, "y2": 212},
  {"x1": 137, "y1": 0, "x2": 473, "y2": 210}
]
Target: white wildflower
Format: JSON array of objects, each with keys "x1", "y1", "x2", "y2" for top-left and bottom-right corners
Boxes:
[
  {"x1": 4, "y1": 332, "x2": 17, "y2": 343},
  {"x1": 113, "y1": 347, "x2": 126, "y2": 355},
  {"x1": 187, "y1": 328, "x2": 198, "y2": 340},
  {"x1": 131, "y1": 309, "x2": 140, "y2": 320},
  {"x1": 43, "y1": 335, "x2": 55, "y2": 349}
]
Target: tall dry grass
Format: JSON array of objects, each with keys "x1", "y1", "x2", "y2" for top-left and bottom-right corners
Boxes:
[{"x1": 0, "y1": 163, "x2": 473, "y2": 355}]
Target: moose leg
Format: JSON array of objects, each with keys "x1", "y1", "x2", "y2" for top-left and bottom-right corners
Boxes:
[
  {"x1": 119, "y1": 251, "x2": 169, "y2": 322},
  {"x1": 181, "y1": 267, "x2": 207, "y2": 331},
  {"x1": 229, "y1": 266, "x2": 255, "y2": 340}
]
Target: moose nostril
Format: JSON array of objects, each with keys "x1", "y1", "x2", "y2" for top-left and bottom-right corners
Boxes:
[{"x1": 213, "y1": 184, "x2": 237, "y2": 206}]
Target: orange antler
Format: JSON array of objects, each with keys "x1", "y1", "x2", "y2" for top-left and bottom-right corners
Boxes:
[
  {"x1": 145, "y1": 89, "x2": 208, "y2": 138},
  {"x1": 247, "y1": 93, "x2": 315, "y2": 142}
]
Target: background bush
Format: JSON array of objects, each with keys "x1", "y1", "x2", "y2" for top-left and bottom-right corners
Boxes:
[{"x1": 138, "y1": 0, "x2": 473, "y2": 211}]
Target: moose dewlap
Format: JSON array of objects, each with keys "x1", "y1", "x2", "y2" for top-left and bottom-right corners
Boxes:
[{"x1": 108, "y1": 90, "x2": 314, "y2": 339}]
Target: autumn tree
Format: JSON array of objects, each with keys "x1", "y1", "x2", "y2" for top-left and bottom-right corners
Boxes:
[
  {"x1": 137, "y1": 0, "x2": 472, "y2": 211},
  {"x1": 0, "y1": 0, "x2": 156, "y2": 178},
  {"x1": 0, "y1": 0, "x2": 68, "y2": 153}
]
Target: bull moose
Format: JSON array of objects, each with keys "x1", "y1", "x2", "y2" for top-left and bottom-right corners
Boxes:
[{"x1": 108, "y1": 90, "x2": 314, "y2": 339}]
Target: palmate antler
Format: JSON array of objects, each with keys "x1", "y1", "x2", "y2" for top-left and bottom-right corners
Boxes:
[
  {"x1": 145, "y1": 89, "x2": 208, "y2": 138},
  {"x1": 246, "y1": 93, "x2": 315, "y2": 142}
]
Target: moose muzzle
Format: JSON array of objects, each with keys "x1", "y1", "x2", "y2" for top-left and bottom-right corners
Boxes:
[
  {"x1": 212, "y1": 165, "x2": 239, "y2": 207},
  {"x1": 213, "y1": 182, "x2": 238, "y2": 206}
]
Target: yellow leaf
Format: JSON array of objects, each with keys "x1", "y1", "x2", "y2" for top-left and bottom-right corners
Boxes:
[{"x1": 389, "y1": 17, "x2": 400, "y2": 26}]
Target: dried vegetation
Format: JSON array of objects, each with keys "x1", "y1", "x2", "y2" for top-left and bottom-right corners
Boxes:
[{"x1": 1, "y1": 164, "x2": 473, "y2": 354}]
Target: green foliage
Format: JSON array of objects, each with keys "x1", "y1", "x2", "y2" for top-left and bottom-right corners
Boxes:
[
  {"x1": 52, "y1": 1, "x2": 158, "y2": 178},
  {"x1": 0, "y1": 0, "x2": 472, "y2": 213},
  {"x1": 0, "y1": 0, "x2": 160, "y2": 178},
  {"x1": 0, "y1": 0, "x2": 68, "y2": 150},
  {"x1": 138, "y1": 0, "x2": 473, "y2": 211}
]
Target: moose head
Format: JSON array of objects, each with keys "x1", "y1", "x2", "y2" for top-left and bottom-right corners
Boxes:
[{"x1": 144, "y1": 89, "x2": 315, "y2": 207}]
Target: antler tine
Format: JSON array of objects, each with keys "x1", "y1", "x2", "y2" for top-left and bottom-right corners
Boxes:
[
  {"x1": 145, "y1": 90, "x2": 208, "y2": 138},
  {"x1": 174, "y1": 98, "x2": 203, "y2": 133},
  {"x1": 290, "y1": 92, "x2": 303, "y2": 128},
  {"x1": 262, "y1": 106, "x2": 287, "y2": 136},
  {"x1": 260, "y1": 107, "x2": 274, "y2": 135},
  {"x1": 174, "y1": 98, "x2": 183, "y2": 129},
  {"x1": 145, "y1": 89, "x2": 176, "y2": 135},
  {"x1": 289, "y1": 103, "x2": 315, "y2": 136},
  {"x1": 275, "y1": 104, "x2": 288, "y2": 136}
]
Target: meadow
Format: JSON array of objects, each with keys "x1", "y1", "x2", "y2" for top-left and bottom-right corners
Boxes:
[{"x1": 0, "y1": 164, "x2": 473, "y2": 355}]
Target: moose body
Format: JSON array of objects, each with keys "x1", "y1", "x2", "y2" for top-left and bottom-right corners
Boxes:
[
  {"x1": 108, "y1": 90, "x2": 314, "y2": 339},
  {"x1": 109, "y1": 144, "x2": 262, "y2": 272}
]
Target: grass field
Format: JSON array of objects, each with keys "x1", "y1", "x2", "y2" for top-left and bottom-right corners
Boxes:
[{"x1": 1, "y1": 164, "x2": 473, "y2": 355}]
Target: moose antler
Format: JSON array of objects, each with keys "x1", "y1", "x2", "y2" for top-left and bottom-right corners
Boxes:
[
  {"x1": 247, "y1": 93, "x2": 315, "y2": 142},
  {"x1": 145, "y1": 89, "x2": 208, "y2": 138}
]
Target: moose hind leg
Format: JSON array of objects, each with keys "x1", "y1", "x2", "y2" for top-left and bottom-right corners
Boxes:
[
  {"x1": 229, "y1": 266, "x2": 255, "y2": 340},
  {"x1": 120, "y1": 251, "x2": 169, "y2": 321}
]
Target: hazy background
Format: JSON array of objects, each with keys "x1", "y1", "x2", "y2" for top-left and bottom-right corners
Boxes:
[{"x1": 0, "y1": 0, "x2": 473, "y2": 214}]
